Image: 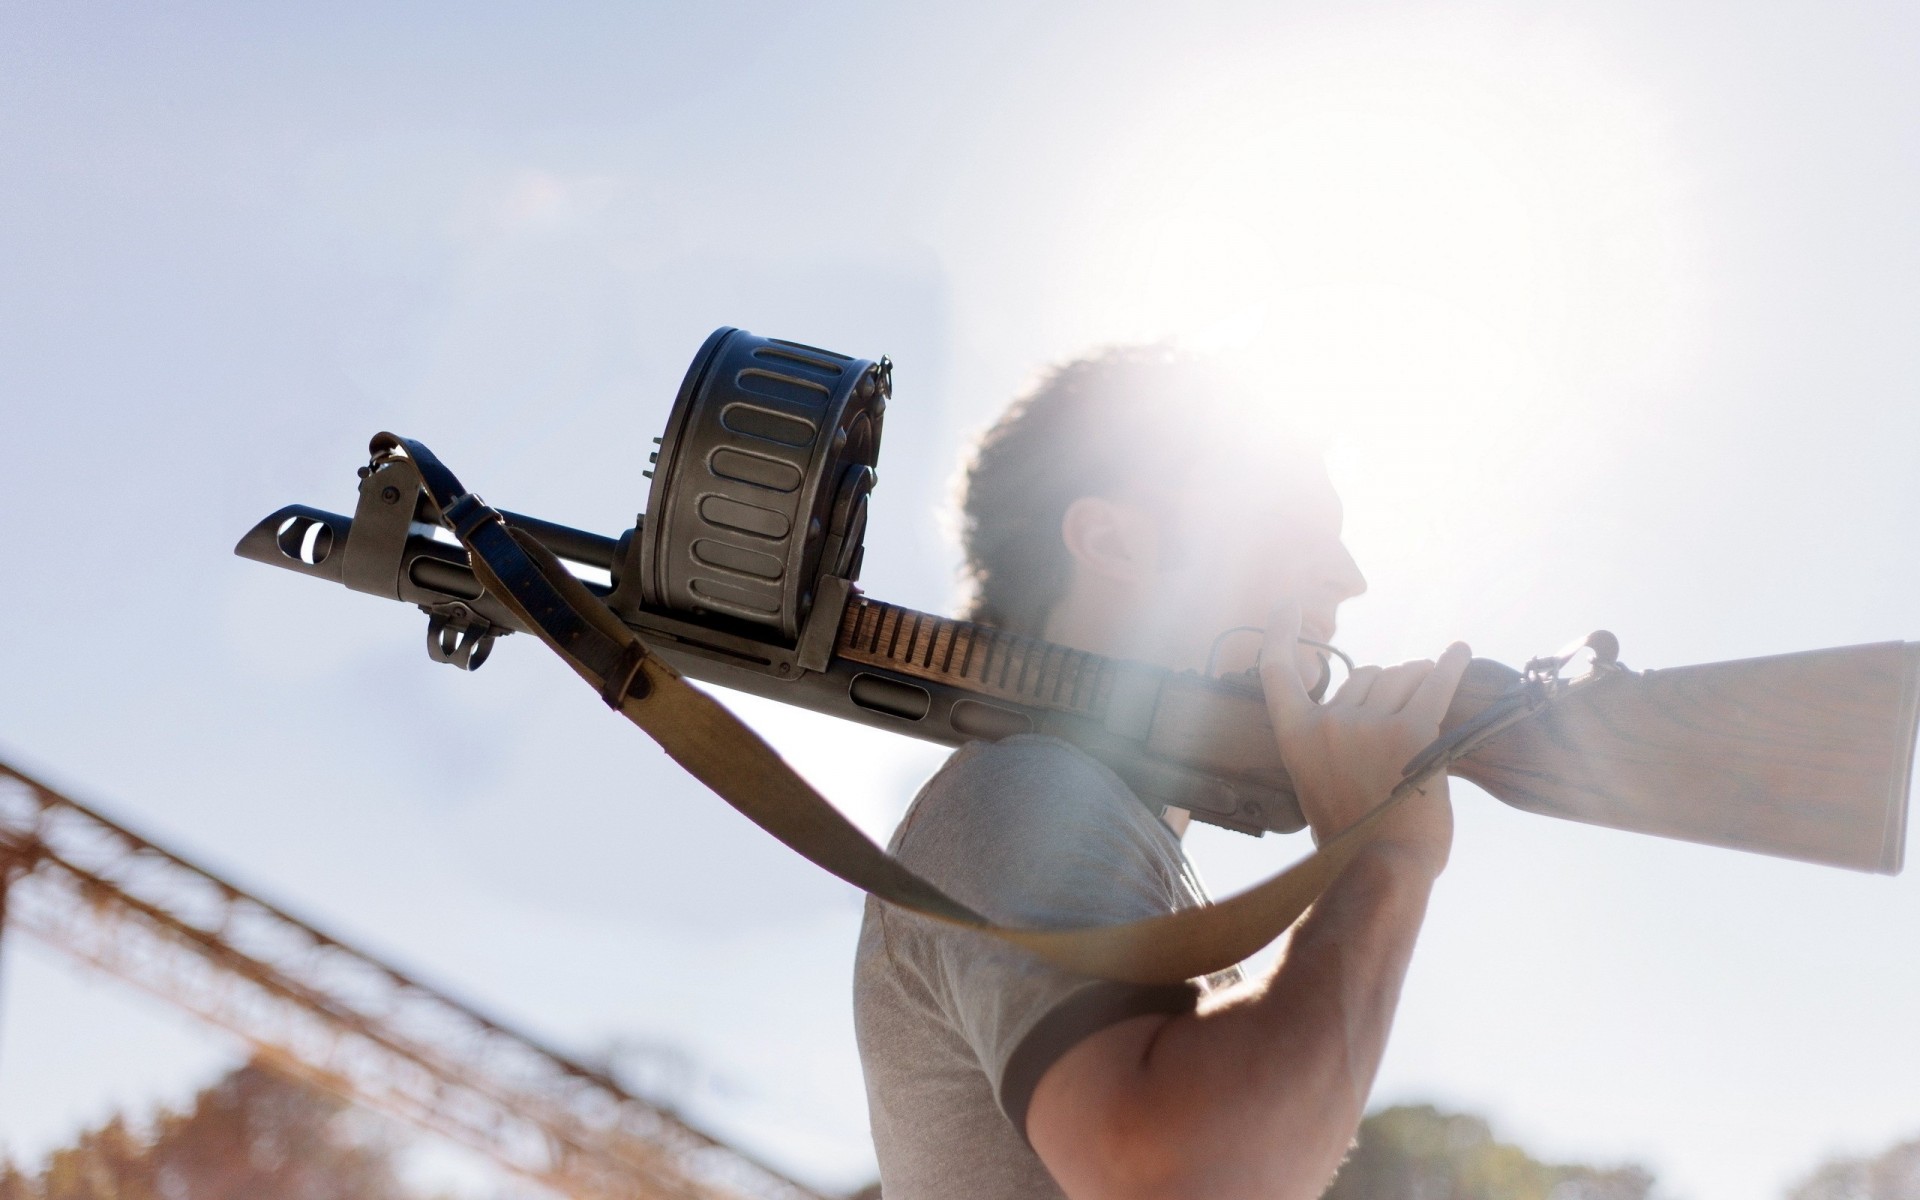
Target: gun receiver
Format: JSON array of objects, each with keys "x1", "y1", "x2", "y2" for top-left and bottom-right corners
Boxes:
[{"x1": 237, "y1": 328, "x2": 1920, "y2": 874}]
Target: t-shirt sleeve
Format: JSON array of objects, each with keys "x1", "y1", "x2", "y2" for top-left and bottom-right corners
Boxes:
[{"x1": 881, "y1": 737, "x2": 1201, "y2": 1140}]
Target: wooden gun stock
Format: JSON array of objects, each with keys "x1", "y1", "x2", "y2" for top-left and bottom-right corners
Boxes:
[{"x1": 1451, "y1": 642, "x2": 1919, "y2": 874}]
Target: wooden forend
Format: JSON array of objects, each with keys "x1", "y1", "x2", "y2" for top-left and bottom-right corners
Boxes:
[{"x1": 836, "y1": 596, "x2": 1120, "y2": 719}]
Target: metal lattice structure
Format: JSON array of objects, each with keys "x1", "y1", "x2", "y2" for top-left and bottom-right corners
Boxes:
[{"x1": 0, "y1": 759, "x2": 825, "y2": 1200}]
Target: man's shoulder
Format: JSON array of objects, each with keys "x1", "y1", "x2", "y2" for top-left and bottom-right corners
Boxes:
[
  {"x1": 892, "y1": 734, "x2": 1149, "y2": 852},
  {"x1": 883, "y1": 734, "x2": 1183, "y2": 920}
]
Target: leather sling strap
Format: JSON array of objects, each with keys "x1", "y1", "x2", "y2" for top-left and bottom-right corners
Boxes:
[{"x1": 378, "y1": 434, "x2": 1539, "y2": 986}]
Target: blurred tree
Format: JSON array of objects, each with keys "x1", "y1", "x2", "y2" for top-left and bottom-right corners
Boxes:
[
  {"x1": 2, "y1": 1058, "x2": 434, "y2": 1200},
  {"x1": 1322, "y1": 1104, "x2": 1657, "y2": 1200},
  {"x1": 1786, "y1": 1134, "x2": 1920, "y2": 1200},
  {"x1": 0, "y1": 1162, "x2": 42, "y2": 1200}
]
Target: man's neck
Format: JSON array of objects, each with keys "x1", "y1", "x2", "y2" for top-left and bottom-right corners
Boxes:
[
  {"x1": 1042, "y1": 582, "x2": 1193, "y2": 675},
  {"x1": 1042, "y1": 586, "x2": 1204, "y2": 838}
]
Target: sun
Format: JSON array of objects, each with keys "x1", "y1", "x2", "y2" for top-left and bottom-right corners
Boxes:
[{"x1": 1042, "y1": 26, "x2": 1697, "y2": 604}]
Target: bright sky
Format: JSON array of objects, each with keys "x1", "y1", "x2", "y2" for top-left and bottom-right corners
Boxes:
[{"x1": 2, "y1": 3, "x2": 1917, "y2": 1198}]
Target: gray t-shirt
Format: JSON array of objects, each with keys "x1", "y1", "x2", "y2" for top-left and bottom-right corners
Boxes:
[{"x1": 853, "y1": 735, "x2": 1225, "y2": 1200}]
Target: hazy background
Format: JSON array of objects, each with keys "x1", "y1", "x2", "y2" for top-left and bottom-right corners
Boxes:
[{"x1": 1, "y1": 3, "x2": 1916, "y2": 1197}]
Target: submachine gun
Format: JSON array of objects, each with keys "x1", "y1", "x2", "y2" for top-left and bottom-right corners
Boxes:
[{"x1": 239, "y1": 328, "x2": 1919, "y2": 921}]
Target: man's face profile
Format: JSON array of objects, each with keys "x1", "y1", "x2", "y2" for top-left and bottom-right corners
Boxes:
[
  {"x1": 1053, "y1": 431, "x2": 1366, "y2": 683},
  {"x1": 1159, "y1": 446, "x2": 1367, "y2": 678}
]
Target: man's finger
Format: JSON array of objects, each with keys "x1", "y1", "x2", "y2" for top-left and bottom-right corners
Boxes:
[
  {"x1": 1403, "y1": 642, "x2": 1472, "y2": 727},
  {"x1": 1329, "y1": 664, "x2": 1380, "y2": 708},
  {"x1": 1366, "y1": 660, "x2": 1435, "y2": 714},
  {"x1": 1258, "y1": 602, "x2": 1313, "y2": 730}
]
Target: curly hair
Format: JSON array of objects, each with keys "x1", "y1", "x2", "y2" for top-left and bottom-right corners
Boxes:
[{"x1": 957, "y1": 346, "x2": 1234, "y2": 635}]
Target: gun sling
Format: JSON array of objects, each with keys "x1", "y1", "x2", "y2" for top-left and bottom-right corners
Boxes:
[{"x1": 381, "y1": 433, "x2": 1574, "y2": 986}]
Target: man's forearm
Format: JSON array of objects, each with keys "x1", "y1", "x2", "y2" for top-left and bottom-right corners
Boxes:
[
  {"x1": 1239, "y1": 846, "x2": 1437, "y2": 1161},
  {"x1": 1127, "y1": 846, "x2": 1439, "y2": 1196}
]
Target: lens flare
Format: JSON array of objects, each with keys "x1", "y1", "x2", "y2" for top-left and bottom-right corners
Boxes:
[{"x1": 1051, "y1": 31, "x2": 1697, "y2": 587}]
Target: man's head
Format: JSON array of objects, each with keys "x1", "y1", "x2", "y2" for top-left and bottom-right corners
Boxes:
[{"x1": 959, "y1": 346, "x2": 1366, "y2": 679}]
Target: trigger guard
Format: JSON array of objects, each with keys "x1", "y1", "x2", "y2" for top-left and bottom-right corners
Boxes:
[{"x1": 1306, "y1": 651, "x2": 1333, "y2": 704}]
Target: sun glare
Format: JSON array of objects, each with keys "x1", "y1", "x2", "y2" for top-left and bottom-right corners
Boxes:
[{"x1": 1053, "y1": 25, "x2": 1698, "y2": 589}]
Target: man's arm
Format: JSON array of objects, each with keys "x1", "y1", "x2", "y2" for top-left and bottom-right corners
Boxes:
[{"x1": 1028, "y1": 606, "x2": 1471, "y2": 1200}]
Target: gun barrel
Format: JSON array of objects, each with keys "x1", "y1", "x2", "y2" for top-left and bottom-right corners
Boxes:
[{"x1": 495, "y1": 511, "x2": 619, "y2": 571}]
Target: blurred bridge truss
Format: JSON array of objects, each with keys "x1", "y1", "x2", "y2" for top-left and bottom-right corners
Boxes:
[{"x1": 0, "y1": 759, "x2": 825, "y2": 1200}]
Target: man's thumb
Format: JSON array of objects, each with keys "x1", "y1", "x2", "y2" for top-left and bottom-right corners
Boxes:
[{"x1": 1259, "y1": 600, "x2": 1311, "y2": 724}]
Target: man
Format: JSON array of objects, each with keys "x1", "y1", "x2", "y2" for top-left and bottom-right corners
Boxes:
[{"x1": 854, "y1": 347, "x2": 1469, "y2": 1199}]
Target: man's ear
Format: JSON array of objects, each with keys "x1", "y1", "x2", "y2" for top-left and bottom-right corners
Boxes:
[{"x1": 1060, "y1": 496, "x2": 1161, "y2": 583}]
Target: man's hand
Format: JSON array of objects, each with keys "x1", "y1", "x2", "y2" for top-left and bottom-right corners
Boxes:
[{"x1": 1259, "y1": 602, "x2": 1470, "y2": 880}]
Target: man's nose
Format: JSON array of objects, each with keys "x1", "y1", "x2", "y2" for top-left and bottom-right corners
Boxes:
[{"x1": 1330, "y1": 541, "x2": 1367, "y2": 603}]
